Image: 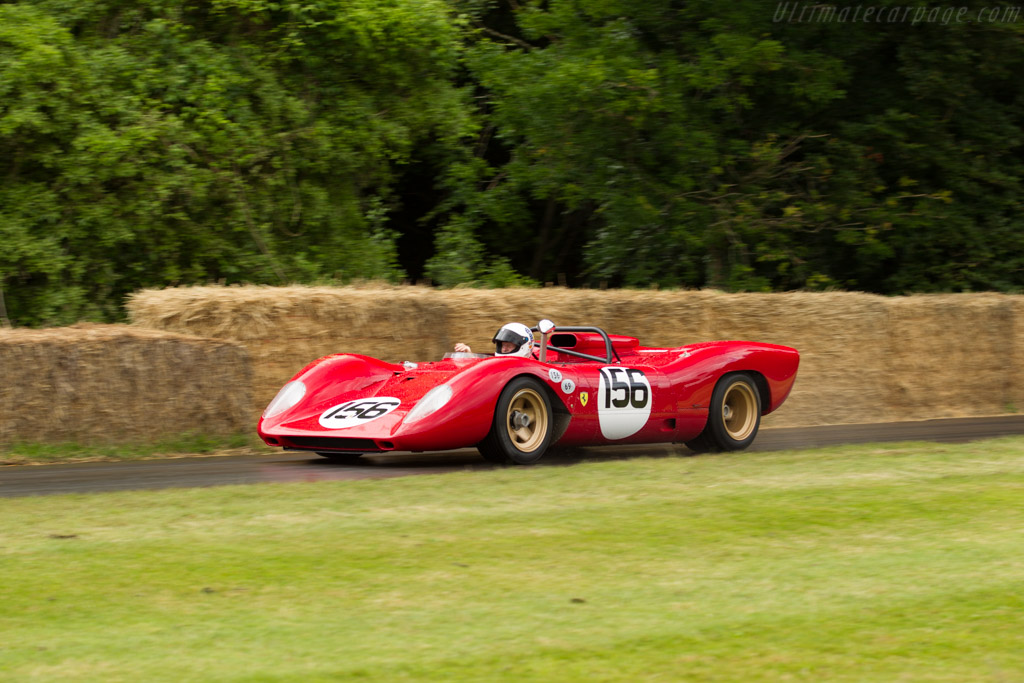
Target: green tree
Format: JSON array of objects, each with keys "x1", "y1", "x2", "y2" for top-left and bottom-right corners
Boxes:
[
  {"x1": 5, "y1": 0, "x2": 1024, "y2": 324},
  {"x1": 432, "y1": 0, "x2": 1024, "y2": 293},
  {"x1": 1, "y1": 0, "x2": 475, "y2": 325}
]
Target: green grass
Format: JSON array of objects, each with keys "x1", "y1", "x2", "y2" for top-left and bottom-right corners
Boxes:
[
  {"x1": 0, "y1": 432, "x2": 266, "y2": 465},
  {"x1": 4, "y1": 438, "x2": 1024, "y2": 681}
]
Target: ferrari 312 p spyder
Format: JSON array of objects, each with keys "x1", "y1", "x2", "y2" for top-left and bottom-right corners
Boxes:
[{"x1": 257, "y1": 321, "x2": 799, "y2": 465}]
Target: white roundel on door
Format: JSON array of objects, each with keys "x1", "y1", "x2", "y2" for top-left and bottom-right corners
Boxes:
[{"x1": 596, "y1": 367, "x2": 652, "y2": 439}]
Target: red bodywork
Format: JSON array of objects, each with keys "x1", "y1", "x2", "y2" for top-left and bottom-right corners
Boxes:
[{"x1": 258, "y1": 331, "x2": 800, "y2": 455}]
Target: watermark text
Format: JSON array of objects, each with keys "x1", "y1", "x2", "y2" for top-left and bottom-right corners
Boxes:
[{"x1": 773, "y1": 4, "x2": 1022, "y2": 24}]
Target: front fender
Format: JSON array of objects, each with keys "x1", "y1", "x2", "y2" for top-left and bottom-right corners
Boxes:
[
  {"x1": 260, "y1": 354, "x2": 401, "y2": 431},
  {"x1": 391, "y1": 357, "x2": 561, "y2": 451}
]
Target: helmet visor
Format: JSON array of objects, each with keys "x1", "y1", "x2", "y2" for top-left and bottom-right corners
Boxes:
[{"x1": 492, "y1": 327, "x2": 531, "y2": 353}]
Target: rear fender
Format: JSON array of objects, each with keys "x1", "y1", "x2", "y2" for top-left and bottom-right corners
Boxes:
[
  {"x1": 730, "y1": 345, "x2": 800, "y2": 413},
  {"x1": 662, "y1": 342, "x2": 799, "y2": 416}
]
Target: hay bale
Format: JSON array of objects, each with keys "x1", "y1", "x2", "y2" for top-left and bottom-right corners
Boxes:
[
  {"x1": 1014, "y1": 297, "x2": 1024, "y2": 414},
  {"x1": 440, "y1": 289, "x2": 898, "y2": 428},
  {"x1": 129, "y1": 285, "x2": 721, "y2": 416},
  {"x1": 886, "y1": 294, "x2": 1015, "y2": 420},
  {"x1": 703, "y1": 291, "x2": 890, "y2": 427},
  {"x1": 129, "y1": 285, "x2": 450, "y2": 413},
  {"x1": 127, "y1": 285, "x2": 1024, "y2": 429},
  {"x1": 440, "y1": 288, "x2": 717, "y2": 353},
  {"x1": 0, "y1": 324, "x2": 250, "y2": 445}
]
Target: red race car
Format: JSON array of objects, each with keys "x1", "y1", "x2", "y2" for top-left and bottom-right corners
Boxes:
[{"x1": 257, "y1": 321, "x2": 799, "y2": 465}]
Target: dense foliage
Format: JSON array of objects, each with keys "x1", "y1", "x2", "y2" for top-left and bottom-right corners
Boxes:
[
  {"x1": 2, "y1": 0, "x2": 1023, "y2": 324},
  {"x1": 1, "y1": 0, "x2": 472, "y2": 323}
]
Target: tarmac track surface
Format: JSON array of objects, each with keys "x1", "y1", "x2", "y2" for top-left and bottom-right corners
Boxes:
[{"x1": 3, "y1": 416, "x2": 1024, "y2": 498}]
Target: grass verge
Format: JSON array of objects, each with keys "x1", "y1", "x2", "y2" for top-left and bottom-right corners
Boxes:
[
  {"x1": 3, "y1": 438, "x2": 1024, "y2": 681},
  {"x1": 0, "y1": 432, "x2": 268, "y2": 465}
]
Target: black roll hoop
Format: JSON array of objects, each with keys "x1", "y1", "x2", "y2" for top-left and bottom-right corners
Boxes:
[{"x1": 529, "y1": 325, "x2": 620, "y2": 363}]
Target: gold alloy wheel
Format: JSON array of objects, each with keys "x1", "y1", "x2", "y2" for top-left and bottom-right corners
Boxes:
[
  {"x1": 505, "y1": 387, "x2": 549, "y2": 452},
  {"x1": 722, "y1": 381, "x2": 758, "y2": 441}
]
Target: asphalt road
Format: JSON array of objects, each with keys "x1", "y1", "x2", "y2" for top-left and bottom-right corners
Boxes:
[{"x1": 3, "y1": 415, "x2": 1024, "y2": 498}]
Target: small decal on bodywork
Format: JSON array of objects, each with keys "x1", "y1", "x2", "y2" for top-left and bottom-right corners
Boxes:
[
  {"x1": 548, "y1": 369, "x2": 563, "y2": 383},
  {"x1": 580, "y1": 391, "x2": 589, "y2": 406},
  {"x1": 561, "y1": 378, "x2": 576, "y2": 394}
]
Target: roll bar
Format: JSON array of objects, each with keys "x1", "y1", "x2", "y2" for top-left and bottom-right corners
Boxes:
[{"x1": 530, "y1": 325, "x2": 620, "y2": 364}]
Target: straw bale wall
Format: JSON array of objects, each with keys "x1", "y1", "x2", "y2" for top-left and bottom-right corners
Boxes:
[
  {"x1": 0, "y1": 324, "x2": 251, "y2": 445},
  {"x1": 886, "y1": 295, "x2": 1015, "y2": 419},
  {"x1": 1014, "y1": 297, "x2": 1024, "y2": 413},
  {"x1": 126, "y1": 286, "x2": 452, "y2": 414},
  {"x1": 704, "y1": 292, "x2": 891, "y2": 427},
  {"x1": 127, "y1": 285, "x2": 1023, "y2": 429}
]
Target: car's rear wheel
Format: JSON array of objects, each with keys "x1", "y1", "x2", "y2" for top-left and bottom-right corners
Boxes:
[
  {"x1": 315, "y1": 451, "x2": 364, "y2": 463},
  {"x1": 478, "y1": 377, "x2": 554, "y2": 465},
  {"x1": 685, "y1": 373, "x2": 762, "y2": 453}
]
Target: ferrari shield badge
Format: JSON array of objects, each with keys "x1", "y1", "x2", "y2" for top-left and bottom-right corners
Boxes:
[{"x1": 580, "y1": 391, "x2": 589, "y2": 406}]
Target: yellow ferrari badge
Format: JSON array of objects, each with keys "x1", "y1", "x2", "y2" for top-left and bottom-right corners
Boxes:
[{"x1": 580, "y1": 391, "x2": 589, "y2": 406}]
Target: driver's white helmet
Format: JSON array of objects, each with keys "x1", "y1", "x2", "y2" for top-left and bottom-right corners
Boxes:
[{"x1": 492, "y1": 322, "x2": 534, "y2": 357}]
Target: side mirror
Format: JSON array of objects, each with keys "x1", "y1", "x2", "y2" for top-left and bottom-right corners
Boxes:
[{"x1": 538, "y1": 319, "x2": 555, "y2": 334}]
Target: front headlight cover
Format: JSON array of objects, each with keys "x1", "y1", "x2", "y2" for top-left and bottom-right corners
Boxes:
[
  {"x1": 404, "y1": 384, "x2": 453, "y2": 424},
  {"x1": 263, "y1": 380, "x2": 307, "y2": 419}
]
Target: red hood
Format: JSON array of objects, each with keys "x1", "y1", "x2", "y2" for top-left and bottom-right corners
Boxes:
[{"x1": 261, "y1": 354, "x2": 486, "y2": 436}]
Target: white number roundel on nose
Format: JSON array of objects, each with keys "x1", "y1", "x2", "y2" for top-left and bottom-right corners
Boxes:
[
  {"x1": 596, "y1": 367, "x2": 652, "y2": 439},
  {"x1": 319, "y1": 398, "x2": 401, "y2": 429}
]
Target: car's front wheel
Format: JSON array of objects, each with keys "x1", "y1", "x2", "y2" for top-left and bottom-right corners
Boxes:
[
  {"x1": 478, "y1": 377, "x2": 554, "y2": 465},
  {"x1": 685, "y1": 373, "x2": 762, "y2": 453}
]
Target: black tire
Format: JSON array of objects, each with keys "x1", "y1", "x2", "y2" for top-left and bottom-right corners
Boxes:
[
  {"x1": 685, "y1": 373, "x2": 762, "y2": 453},
  {"x1": 478, "y1": 377, "x2": 554, "y2": 465},
  {"x1": 315, "y1": 451, "x2": 364, "y2": 463}
]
